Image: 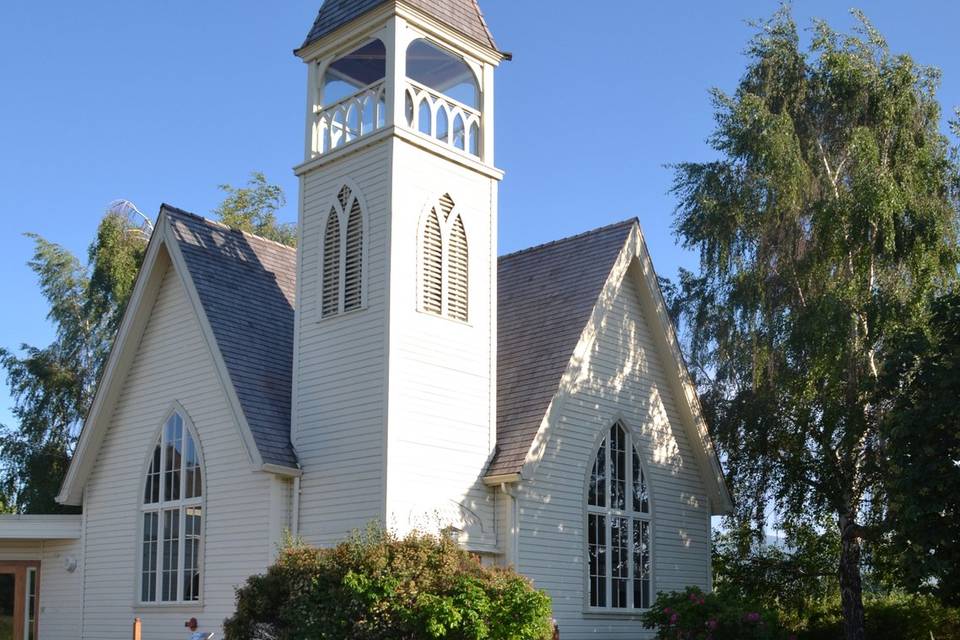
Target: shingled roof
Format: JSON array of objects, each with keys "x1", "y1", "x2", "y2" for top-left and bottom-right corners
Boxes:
[
  {"x1": 488, "y1": 220, "x2": 636, "y2": 477},
  {"x1": 157, "y1": 208, "x2": 632, "y2": 477},
  {"x1": 300, "y1": 0, "x2": 497, "y2": 51},
  {"x1": 165, "y1": 206, "x2": 299, "y2": 468}
]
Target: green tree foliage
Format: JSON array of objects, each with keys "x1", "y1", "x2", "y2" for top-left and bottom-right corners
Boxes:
[
  {"x1": 0, "y1": 213, "x2": 148, "y2": 513},
  {"x1": 1, "y1": 174, "x2": 292, "y2": 513},
  {"x1": 224, "y1": 529, "x2": 554, "y2": 640},
  {"x1": 669, "y1": 6, "x2": 959, "y2": 638},
  {"x1": 874, "y1": 291, "x2": 960, "y2": 605},
  {"x1": 214, "y1": 172, "x2": 296, "y2": 247}
]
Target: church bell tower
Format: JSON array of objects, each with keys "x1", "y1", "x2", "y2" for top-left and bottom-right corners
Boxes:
[{"x1": 291, "y1": 0, "x2": 505, "y2": 553}]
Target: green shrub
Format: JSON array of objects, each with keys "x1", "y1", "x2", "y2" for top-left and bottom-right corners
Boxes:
[
  {"x1": 223, "y1": 528, "x2": 554, "y2": 640},
  {"x1": 641, "y1": 587, "x2": 795, "y2": 640},
  {"x1": 796, "y1": 592, "x2": 960, "y2": 640}
]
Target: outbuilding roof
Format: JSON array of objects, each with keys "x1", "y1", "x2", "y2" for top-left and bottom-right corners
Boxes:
[{"x1": 300, "y1": 0, "x2": 497, "y2": 51}]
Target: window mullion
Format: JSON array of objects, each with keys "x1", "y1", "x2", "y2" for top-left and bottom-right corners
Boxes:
[
  {"x1": 338, "y1": 209, "x2": 347, "y2": 314},
  {"x1": 177, "y1": 504, "x2": 186, "y2": 602}
]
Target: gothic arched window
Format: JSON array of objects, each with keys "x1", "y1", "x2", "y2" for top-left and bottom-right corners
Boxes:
[
  {"x1": 587, "y1": 422, "x2": 651, "y2": 610},
  {"x1": 140, "y1": 410, "x2": 203, "y2": 603},
  {"x1": 419, "y1": 194, "x2": 468, "y2": 322},
  {"x1": 321, "y1": 184, "x2": 365, "y2": 318}
]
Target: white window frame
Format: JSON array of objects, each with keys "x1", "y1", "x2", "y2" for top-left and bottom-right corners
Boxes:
[
  {"x1": 137, "y1": 406, "x2": 205, "y2": 607},
  {"x1": 318, "y1": 181, "x2": 368, "y2": 321},
  {"x1": 584, "y1": 421, "x2": 653, "y2": 614},
  {"x1": 23, "y1": 566, "x2": 37, "y2": 640}
]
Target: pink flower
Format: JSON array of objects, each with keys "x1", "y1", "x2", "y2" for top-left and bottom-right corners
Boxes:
[
  {"x1": 669, "y1": 613, "x2": 679, "y2": 625},
  {"x1": 705, "y1": 618, "x2": 718, "y2": 630},
  {"x1": 744, "y1": 612, "x2": 761, "y2": 623},
  {"x1": 664, "y1": 607, "x2": 672, "y2": 615}
]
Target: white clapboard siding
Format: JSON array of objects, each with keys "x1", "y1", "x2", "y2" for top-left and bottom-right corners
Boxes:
[
  {"x1": 80, "y1": 264, "x2": 277, "y2": 640},
  {"x1": 515, "y1": 268, "x2": 711, "y2": 640},
  {"x1": 39, "y1": 539, "x2": 83, "y2": 639},
  {"x1": 384, "y1": 140, "x2": 497, "y2": 549},
  {"x1": 295, "y1": 141, "x2": 391, "y2": 545}
]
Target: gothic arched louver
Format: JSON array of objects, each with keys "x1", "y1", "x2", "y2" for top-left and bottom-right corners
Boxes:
[
  {"x1": 420, "y1": 194, "x2": 468, "y2": 322},
  {"x1": 321, "y1": 184, "x2": 365, "y2": 318},
  {"x1": 587, "y1": 422, "x2": 652, "y2": 611},
  {"x1": 140, "y1": 411, "x2": 203, "y2": 604}
]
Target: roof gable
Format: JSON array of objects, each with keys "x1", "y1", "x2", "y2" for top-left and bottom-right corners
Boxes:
[
  {"x1": 165, "y1": 207, "x2": 298, "y2": 468},
  {"x1": 489, "y1": 220, "x2": 635, "y2": 477},
  {"x1": 301, "y1": 0, "x2": 497, "y2": 51}
]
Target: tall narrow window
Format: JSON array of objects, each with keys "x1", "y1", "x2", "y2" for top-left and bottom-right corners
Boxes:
[
  {"x1": 321, "y1": 185, "x2": 366, "y2": 318},
  {"x1": 141, "y1": 411, "x2": 203, "y2": 604},
  {"x1": 587, "y1": 422, "x2": 651, "y2": 610},
  {"x1": 422, "y1": 209, "x2": 443, "y2": 314},
  {"x1": 344, "y1": 198, "x2": 363, "y2": 311},
  {"x1": 419, "y1": 194, "x2": 469, "y2": 321},
  {"x1": 447, "y1": 216, "x2": 469, "y2": 321},
  {"x1": 322, "y1": 211, "x2": 341, "y2": 317}
]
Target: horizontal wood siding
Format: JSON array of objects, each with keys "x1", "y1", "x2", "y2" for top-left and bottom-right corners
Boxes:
[
  {"x1": 295, "y1": 142, "x2": 391, "y2": 545},
  {"x1": 517, "y1": 267, "x2": 711, "y2": 639},
  {"x1": 385, "y1": 140, "x2": 497, "y2": 548},
  {"x1": 81, "y1": 263, "x2": 275, "y2": 640},
  {"x1": 39, "y1": 539, "x2": 83, "y2": 639}
]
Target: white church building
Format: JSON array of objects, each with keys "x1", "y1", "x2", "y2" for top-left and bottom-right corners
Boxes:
[{"x1": 0, "y1": 1, "x2": 731, "y2": 638}]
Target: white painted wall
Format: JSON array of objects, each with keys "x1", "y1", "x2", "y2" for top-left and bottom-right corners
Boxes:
[
  {"x1": 79, "y1": 261, "x2": 278, "y2": 640},
  {"x1": 39, "y1": 539, "x2": 83, "y2": 640},
  {"x1": 385, "y1": 137, "x2": 498, "y2": 549},
  {"x1": 515, "y1": 261, "x2": 711, "y2": 639},
  {"x1": 294, "y1": 140, "x2": 392, "y2": 545}
]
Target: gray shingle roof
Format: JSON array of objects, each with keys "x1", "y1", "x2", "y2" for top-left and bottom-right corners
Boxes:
[
  {"x1": 301, "y1": 0, "x2": 497, "y2": 51},
  {"x1": 160, "y1": 205, "x2": 631, "y2": 477},
  {"x1": 164, "y1": 206, "x2": 299, "y2": 469},
  {"x1": 487, "y1": 220, "x2": 636, "y2": 477}
]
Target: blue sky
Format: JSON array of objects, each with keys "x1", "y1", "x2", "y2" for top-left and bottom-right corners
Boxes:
[{"x1": 0, "y1": 1, "x2": 957, "y2": 428}]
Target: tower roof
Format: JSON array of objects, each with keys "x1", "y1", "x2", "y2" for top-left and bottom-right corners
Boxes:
[{"x1": 300, "y1": 0, "x2": 497, "y2": 52}]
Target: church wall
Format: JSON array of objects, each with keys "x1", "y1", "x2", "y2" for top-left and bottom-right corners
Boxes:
[
  {"x1": 294, "y1": 140, "x2": 392, "y2": 545},
  {"x1": 384, "y1": 138, "x2": 498, "y2": 549},
  {"x1": 38, "y1": 538, "x2": 83, "y2": 640},
  {"x1": 80, "y1": 263, "x2": 276, "y2": 640},
  {"x1": 515, "y1": 260, "x2": 711, "y2": 639}
]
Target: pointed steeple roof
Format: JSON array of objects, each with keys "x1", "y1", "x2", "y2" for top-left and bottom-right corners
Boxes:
[{"x1": 300, "y1": 0, "x2": 497, "y2": 52}]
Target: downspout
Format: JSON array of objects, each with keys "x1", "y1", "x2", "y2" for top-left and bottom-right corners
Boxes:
[
  {"x1": 500, "y1": 482, "x2": 519, "y2": 567},
  {"x1": 291, "y1": 475, "x2": 302, "y2": 539}
]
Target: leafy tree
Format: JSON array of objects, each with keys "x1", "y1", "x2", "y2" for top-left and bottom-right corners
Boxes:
[
  {"x1": 214, "y1": 172, "x2": 296, "y2": 247},
  {"x1": 874, "y1": 291, "x2": 960, "y2": 605},
  {"x1": 0, "y1": 213, "x2": 147, "y2": 513},
  {"x1": 1, "y1": 174, "x2": 293, "y2": 513},
  {"x1": 224, "y1": 528, "x2": 554, "y2": 640},
  {"x1": 669, "y1": 7, "x2": 959, "y2": 639}
]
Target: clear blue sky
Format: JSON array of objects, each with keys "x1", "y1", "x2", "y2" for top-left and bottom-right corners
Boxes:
[{"x1": 0, "y1": 1, "x2": 957, "y2": 428}]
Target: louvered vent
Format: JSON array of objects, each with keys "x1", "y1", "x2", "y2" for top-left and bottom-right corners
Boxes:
[
  {"x1": 322, "y1": 209, "x2": 341, "y2": 317},
  {"x1": 343, "y1": 198, "x2": 363, "y2": 311},
  {"x1": 439, "y1": 193, "x2": 456, "y2": 221},
  {"x1": 422, "y1": 209, "x2": 443, "y2": 315},
  {"x1": 447, "y1": 215, "x2": 469, "y2": 321}
]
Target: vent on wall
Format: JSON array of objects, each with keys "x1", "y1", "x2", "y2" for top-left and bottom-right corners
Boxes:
[
  {"x1": 420, "y1": 193, "x2": 469, "y2": 322},
  {"x1": 320, "y1": 184, "x2": 365, "y2": 319},
  {"x1": 322, "y1": 210, "x2": 341, "y2": 317}
]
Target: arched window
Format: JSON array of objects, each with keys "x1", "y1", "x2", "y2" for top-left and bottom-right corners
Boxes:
[
  {"x1": 140, "y1": 411, "x2": 203, "y2": 603},
  {"x1": 587, "y1": 422, "x2": 651, "y2": 610},
  {"x1": 323, "y1": 39, "x2": 386, "y2": 106},
  {"x1": 321, "y1": 184, "x2": 365, "y2": 318},
  {"x1": 420, "y1": 194, "x2": 468, "y2": 322},
  {"x1": 406, "y1": 39, "x2": 479, "y2": 109}
]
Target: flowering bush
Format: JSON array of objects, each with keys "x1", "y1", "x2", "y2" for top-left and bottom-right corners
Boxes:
[
  {"x1": 223, "y1": 528, "x2": 554, "y2": 640},
  {"x1": 641, "y1": 587, "x2": 795, "y2": 640}
]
